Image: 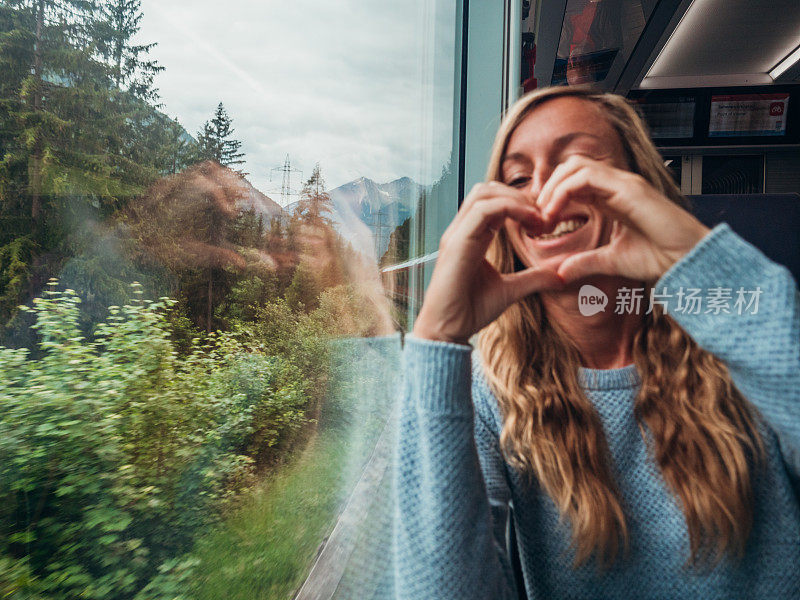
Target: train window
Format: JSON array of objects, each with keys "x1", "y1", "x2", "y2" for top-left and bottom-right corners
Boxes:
[
  {"x1": 3, "y1": 1, "x2": 800, "y2": 599},
  {"x1": 0, "y1": 0, "x2": 464, "y2": 598},
  {"x1": 552, "y1": 0, "x2": 646, "y2": 86}
]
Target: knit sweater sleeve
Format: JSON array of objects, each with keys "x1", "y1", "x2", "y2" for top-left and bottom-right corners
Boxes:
[
  {"x1": 655, "y1": 222, "x2": 800, "y2": 475},
  {"x1": 393, "y1": 335, "x2": 519, "y2": 600}
]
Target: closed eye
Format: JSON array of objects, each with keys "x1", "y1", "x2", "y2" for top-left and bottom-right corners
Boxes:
[
  {"x1": 561, "y1": 150, "x2": 610, "y2": 162},
  {"x1": 507, "y1": 176, "x2": 530, "y2": 188}
]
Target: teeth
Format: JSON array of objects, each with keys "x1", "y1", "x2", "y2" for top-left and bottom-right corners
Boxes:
[{"x1": 532, "y1": 218, "x2": 586, "y2": 240}]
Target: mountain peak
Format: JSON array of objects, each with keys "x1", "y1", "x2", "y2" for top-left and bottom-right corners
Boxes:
[{"x1": 223, "y1": 169, "x2": 282, "y2": 216}]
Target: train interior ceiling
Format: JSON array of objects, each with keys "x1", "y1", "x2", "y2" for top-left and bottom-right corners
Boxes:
[{"x1": 518, "y1": 0, "x2": 800, "y2": 280}]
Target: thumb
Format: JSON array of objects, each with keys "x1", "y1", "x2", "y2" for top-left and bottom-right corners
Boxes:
[
  {"x1": 557, "y1": 248, "x2": 616, "y2": 283},
  {"x1": 501, "y1": 267, "x2": 565, "y2": 303}
]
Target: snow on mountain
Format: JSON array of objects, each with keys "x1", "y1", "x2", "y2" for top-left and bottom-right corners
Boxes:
[
  {"x1": 283, "y1": 176, "x2": 423, "y2": 261},
  {"x1": 330, "y1": 176, "x2": 422, "y2": 260}
]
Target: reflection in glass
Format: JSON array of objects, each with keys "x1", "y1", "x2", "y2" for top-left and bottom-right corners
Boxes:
[
  {"x1": 0, "y1": 0, "x2": 462, "y2": 598},
  {"x1": 552, "y1": 0, "x2": 645, "y2": 86},
  {"x1": 380, "y1": 0, "x2": 462, "y2": 329}
]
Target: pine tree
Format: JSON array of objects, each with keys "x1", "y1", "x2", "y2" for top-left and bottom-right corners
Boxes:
[
  {"x1": 0, "y1": 1, "x2": 36, "y2": 217},
  {"x1": 14, "y1": 0, "x2": 106, "y2": 224},
  {"x1": 0, "y1": 0, "x2": 196, "y2": 326},
  {"x1": 0, "y1": 0, "x2": 159, "y2": 222},
  {"x1": 294, "y1": 163, "x2": 334, "y2": 227},
  {"x1": 96, "y1": 0, "x2": 163, "y2": 101},
  {"x1": 8, "y1": 0, "x2": 175, "y2": 221},
  {"x1": 94, "y1": 0, "x2": 190, "y2": 188},
  {"x1": 196, "y1": 102, "x2": 246, "y2": 173}
]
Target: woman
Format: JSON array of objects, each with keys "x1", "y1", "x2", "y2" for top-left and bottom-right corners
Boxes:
[{"x1": 393, "y1": 86, "x2": 800, "y2": 599}]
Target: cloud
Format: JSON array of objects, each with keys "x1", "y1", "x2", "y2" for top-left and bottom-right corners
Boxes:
[{"x1": 137, "y1": 0, "x2": 452, "y2": 203}]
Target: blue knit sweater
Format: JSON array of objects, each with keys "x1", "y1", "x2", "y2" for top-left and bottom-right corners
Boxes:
[{"x1": 393, "y1": 223, "x2": 800, "y2": 599}]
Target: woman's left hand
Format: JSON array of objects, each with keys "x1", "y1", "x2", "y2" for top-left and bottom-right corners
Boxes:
[{"x1": 535, "y1": 155, "x2": 711, "y2": 284}]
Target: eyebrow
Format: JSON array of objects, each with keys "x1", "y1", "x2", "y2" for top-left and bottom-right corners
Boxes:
[
  {"x1": 502, "y1": 132, "x2": 603, "y2": 166},
  {"x1": 501, "y1": 152, "x2": 530, "y2": 166}
]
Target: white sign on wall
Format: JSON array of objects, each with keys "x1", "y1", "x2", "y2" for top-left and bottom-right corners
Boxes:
[{"x1": 709, "y1": 93, "x2": 789, "y2": 137}]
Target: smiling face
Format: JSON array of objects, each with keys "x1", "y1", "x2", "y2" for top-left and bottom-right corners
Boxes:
[{"x1": 501, "y1": 96, "x2": 631, "y2": 274}]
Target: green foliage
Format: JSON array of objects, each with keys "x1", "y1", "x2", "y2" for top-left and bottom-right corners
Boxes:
[
  {"x1": 186, "y1": 433, "x2": 347, "y2": 600},
  {"x1": 0, "y1": 282, "x2": 325, "y2": 599},
  {"x1": 245, "y1": 298, "x2": 331, "y2": 421},
  {"x1": 0, "y1": 7, "x2": 393, "y2": 598},
  {"x1": 250, "y1": 298, "x2": 327, "y2": 380},
  {"x1": 181, "y1": 335, "x2": 401, "y2": 600},
  {"x1": 0, "y1": 0, "x2": 199, "y2": 321},
  {"x1": 285, "y1": 262, "x2": 320, "y2": 312},
  {"x1": 0, "y1": 555, "x2": 47, "y2": 599},
  {"x1": 215, "y1": 274, "x2": 278, "y2": 325},
  {"x1": 314, "y1": 284, "x2": 391, "y2": 338},
  {"x1": 0, "y1": 235, "x2": 37, "y2": 323},
  {"x1": 221, "y1": 353, "x2": 307, "y2": 462}
]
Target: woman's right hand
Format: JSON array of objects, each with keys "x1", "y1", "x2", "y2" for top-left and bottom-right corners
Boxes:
[{"x1": 412, "y1": 182, "x2": 565, "y2": 345}]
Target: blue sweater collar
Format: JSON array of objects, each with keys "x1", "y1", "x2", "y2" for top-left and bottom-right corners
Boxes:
[{"x1": 578, "y1": 363, "x2": 641, "y2": 390}]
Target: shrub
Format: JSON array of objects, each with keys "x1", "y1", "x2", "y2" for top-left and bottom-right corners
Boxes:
[
  {"x1": 245, "y1": 298, "x2": 330, "y2": 420},
  {"x1": 0, "y1": 282, "x2": 321, "y2": 598}
]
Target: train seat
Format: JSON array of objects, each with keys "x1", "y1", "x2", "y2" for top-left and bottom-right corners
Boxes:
[{"x1": 688, "y1": 193, "x2": 800, "y2": 285}]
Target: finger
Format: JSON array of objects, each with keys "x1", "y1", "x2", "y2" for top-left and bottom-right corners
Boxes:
[
  {"x1": 543, "y1": 168, "x2": 633, "y2": 226},
  {"x1": 538, "y1": 156, "x2": 633, "y2": 223},
  {"x1": 460, "y1": 181, "x2": 530, "y2": 212},
  {"x1": 536, "y1": 155, "x2": 596, "y2": 218},
  {"x1": 557, "y1": 247, "x2": 617, "y2": 283},
  {"x1": 456, "y1": 196, "x2": 544, "y2": 244},
  {"x1": 448, "y1": 182, "x2": 532, "y2": 239},
  {"x1": 443, "y1": 193, "x2": 538, "y2": 248},
  {"x1": 500, "y1": 267, "x2": 565, "y2": 303}
]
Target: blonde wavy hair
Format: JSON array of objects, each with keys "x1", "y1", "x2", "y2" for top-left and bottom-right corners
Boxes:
[{"x1": 477, "y1": 86, "x2": 765, "y2": 571}]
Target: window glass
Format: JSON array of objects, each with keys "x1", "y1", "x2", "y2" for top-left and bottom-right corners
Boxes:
[
  {"x1": 552, "y1": 0, "x2": 645, "y2": 86},
  {"x1": 0, "y1": 0, "x2": 462, "y2": 597}
]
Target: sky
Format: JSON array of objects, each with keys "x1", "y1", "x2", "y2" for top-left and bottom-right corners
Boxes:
[{"x1": 135, "y1": 0, "x2": 448, "y2": 205}]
